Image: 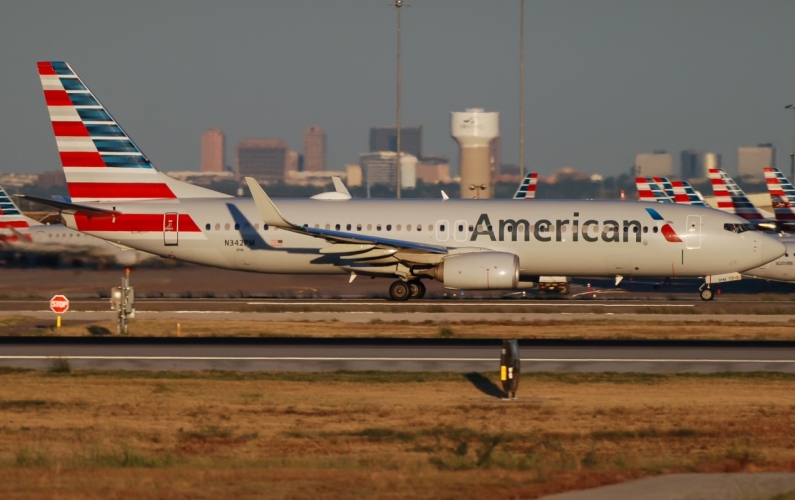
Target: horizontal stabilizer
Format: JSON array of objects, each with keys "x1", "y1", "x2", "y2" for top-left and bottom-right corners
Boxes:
[{"x1": 14, "y1": 194, "x2": 120, "y2": 217}]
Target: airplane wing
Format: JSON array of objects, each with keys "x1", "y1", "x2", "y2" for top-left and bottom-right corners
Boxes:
[
  {"x1": 246, "y1": 177, "x2": 448, "y2": 256},
  {"x1": 13, "y1": 195, "x2": 121, "y2": 217}
]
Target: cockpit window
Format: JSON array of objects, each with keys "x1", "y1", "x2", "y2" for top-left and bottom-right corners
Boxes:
[{"x1": 723, "y1": 223, "x2": 755, "y2": 234}]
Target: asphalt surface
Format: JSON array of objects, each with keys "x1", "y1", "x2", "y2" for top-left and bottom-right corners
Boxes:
[
  {"x1": 2, "y1": 338, "x2": 795, "y2": 373},
  {"x1": 539, "y1": 473, "x2": 795, "y2": 500}
]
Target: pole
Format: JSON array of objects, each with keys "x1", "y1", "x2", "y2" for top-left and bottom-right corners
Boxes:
[
  {"x1": 791, "y1": 109, "x2": 795, "y2": 180},
  {"x1": 519, "y1": 0, "x2": 525, "y2": 180},
  {"x1": 395, "y1": 0, "x2": 403, "y2": 198}
]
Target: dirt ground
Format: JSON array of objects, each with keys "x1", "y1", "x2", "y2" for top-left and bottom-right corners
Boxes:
[
  {"x1": 1, "y1": 370, "x2": 794, "y2": 499},
  {"x1": 5, "y1": 315, "x2": 795, "y2": 340}
]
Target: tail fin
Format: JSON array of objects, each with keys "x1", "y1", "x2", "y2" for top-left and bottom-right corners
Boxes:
[
  {"x1": 513, "y1": 173, "x2": 538, "y2": 199},
  {"x1": 37, "y1": 61, "x2": 229, "y2": 203},
  {"x1": 670, "y1": 180, "x2": 708, "y2": 207},
  {"x1": 635, "y1": 177, "x2": 673, "y2": 203},
  {"x1": 764, "y1": 167, "x2": 795, "y2": 220},
  {"x1": 708, "y1": 168, "x2": 765, "y2": 220},
  {"x1": 0, "y1": 184, "x2": 40, "y2": 244}
]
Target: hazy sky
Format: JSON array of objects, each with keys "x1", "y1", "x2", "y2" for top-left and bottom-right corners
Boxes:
[{"x1": 1, "y1": 0, "x2": 793, "y2": 178}]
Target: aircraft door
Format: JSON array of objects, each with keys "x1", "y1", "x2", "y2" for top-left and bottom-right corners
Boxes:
[
  {"x1": 436, "y1": 220, "x2": 449, "y2": 242},
  {"x1": 685, "y1": 215, "x2": 701, "y2": 250},
  {"x1": 454, "y1": 220, "x2": 468, "y2": 242},
  {"x1": 164, "y1": 213, "x2": 179, "y2": 246}
]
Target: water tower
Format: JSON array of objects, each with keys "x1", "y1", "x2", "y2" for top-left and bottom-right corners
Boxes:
[{"x1": 451, "y1": 108, "x2": 499, "y2": 199}]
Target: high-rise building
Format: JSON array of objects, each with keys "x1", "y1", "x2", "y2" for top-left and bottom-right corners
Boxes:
[
  {"x1": 703, "y1": 152, "x2": 721, "y2": 176},
  {"x1": 201, "y1": 128, "x2": 225, "y2": 172},
  {"x1": 369, "y1": 126, "x2": 422, "y2": 159},
  {"x1": 738, "y1": 144, "x2": 775, "y2": 181},
  {"x1": 303, "y1": 126, "x2": 326, "y2": 172},
  {"x1": 236, "y1": 139, "x2": 288, "y2": 182},
  {"x1": 680, "y1": 149, "x2": 704, "y2": 180},
  {"x1": 360, "y1": 152, "x2": 417, "y2": 190},
  {"x1": 633, "y1": 151, "x2": 673, "y2": 178}
]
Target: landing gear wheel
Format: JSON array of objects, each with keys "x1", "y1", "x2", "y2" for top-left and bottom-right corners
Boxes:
[
  {"x1": 409, "y1": 281, "x2": 426, "y2": 299},
  {"x1": 389, "y1": 280, "x2": 411, "y2": 301},
  {"x1": 700, "y1": 287, "x2": 714, "y2": 301}
]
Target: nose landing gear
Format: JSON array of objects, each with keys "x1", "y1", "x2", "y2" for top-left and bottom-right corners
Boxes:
[{"x1": 699, "y1": 283, "x2": 714, "y2": 301}]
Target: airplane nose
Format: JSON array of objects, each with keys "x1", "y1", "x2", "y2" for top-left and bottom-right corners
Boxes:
[{"x1": 757, "y1": 234, "x2": 786, "y2": 265}]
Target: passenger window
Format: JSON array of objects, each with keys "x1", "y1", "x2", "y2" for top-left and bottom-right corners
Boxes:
[
  {"x1": 396, "y1": 224, "x2": 401, "y2": 231},
  {"x1": 314, "y1": 224, "x2": 319, "y2": 228},
  {"x1": 224, "y1": 223, "x2": 230, "y2": 231},
  {"x1": 335, "y1": 224, "x2": 341, "y2": 231},
  {"x1": 265, "y1": 224, "x2": 270, "y2": 230},
  {"x1": 633, "y1": 226, "x2": 639, "y2": 233},
  {"x1": 367, "y1": 224, "x2": 372, "y2": 231},
  {"x1": 469, "y1": 225, "x2": 474, "y2": 232},
  {"x1": 458, "y1": 224, "x2": 464, "y2": 232},
  {"x1": 346, "y1": 224, "x2": 352, "y2": 231},
  {"x1": 234, "y1": 223, "x2": 240, "y2": 230},
  {"x1": 440, "y1": 224, "x2": 445, "y2": 232},
  {"x1": 377, "y1": 225, "x2": 382, "y2": 231},
  {"x1": 325, "y1": 224, "x2": 330, "y2": 230},
  {"x1": 653, "y1": 227, "x2": 658, "y2": 233},
  {"x1": 254, "y1": 223, "x2": 259, "y2": 230},
  {"x1": 407, "y1": 224, "x2": 412, "y2": 231},
  {"x1": 205, "y1": 224, "x2": 211, "y2": 230},
  {"x1": 386, "y1": 224, "x2": 392, "y2": 231},
  {"x1": 215, "y1": 223, "x2": 220, "y2": 231},
  {"x1": 417, "y1": 225, "x2": 422, "y2": 231},
  {"x1": 643, "y1": 226, "x2": 648, "y2": 233},
  {"x1": 357, "y1": 224, "x2": 362, "y2": 231}
]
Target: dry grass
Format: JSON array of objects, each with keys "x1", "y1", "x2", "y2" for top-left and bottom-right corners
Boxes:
[
  {"x1": 0, "y1": 370, "x2": 794, "y2": 499},
  {"x1": 11, "y1": 316, "x2": 795, "y2": 340}
]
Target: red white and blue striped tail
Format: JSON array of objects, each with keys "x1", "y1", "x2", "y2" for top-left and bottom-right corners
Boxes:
[
  {"x1": 635, "y1": 177, "x2": 673, "y2": 203},
  {"x1": 0, "y1": 184, "x2": 40, "y2": 243},
  {"x1": 708, "y1": 168, "x2": 766, "y2": 220},
  {"x1": 670, "y1": 180, "x2": 708, "y2": 207},
  {"x1": 513, "y1": 173, "x2": 538, "y2": 199},
  {"x1": 764, "y1": 167, "x2": 795, "y2": 221},
  {"x1": 37, "y1": 61, "x2": 228, "y2": 203}
]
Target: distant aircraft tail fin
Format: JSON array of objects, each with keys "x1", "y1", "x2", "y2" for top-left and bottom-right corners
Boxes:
[
  {"x1": 635, "y1": 177, "x2": 673, "y2": 203},
  {"x1": 670, "y1": 180, "x2": 708, "y2": 207},
  {"x1": 764, "y1": 166, "x2": 795, "y2": 221},
  {"x1": 708, "y1": 168, "x2": 765, "y2": 220},
  {"x1": 513, "y1": 173, "x2": 538, "y2": 199},
  {"x1": 0, "y1": 184, "x2": 40, "y2": 244},
  {"x1": 37, "y1": 61, "x2": 230, "y2": 203}
]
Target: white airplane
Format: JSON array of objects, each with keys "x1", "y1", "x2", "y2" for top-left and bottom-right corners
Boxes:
[
  {"x1": 20, "y1": 61, "x2": 785, "y2": 301},
  {"x1": 0, "y1": 184, "x2": 152, "y2": 266}
]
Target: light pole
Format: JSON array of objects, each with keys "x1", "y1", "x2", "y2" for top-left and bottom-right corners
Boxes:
[
  {"x1": 469, "y1": 183, "x2": 487, "y2": 199},
  {"x1": 786, "y1": 104, "x2": 795, "y2": 180},
  {"x1": 519, "y1": 0, "x2": 525, "y2": 180},
  {"x1": 390, "y1": 0, "x2": 409, "y2": 198}
]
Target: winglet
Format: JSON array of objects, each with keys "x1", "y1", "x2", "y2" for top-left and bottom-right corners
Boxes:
[
  {"x1": 332, "y1": 177, "x2": 352, "y2": 198},
  {"x1": 441, "y1": 190, "x2": 449, "y2": 201},
  {"x1": 245, "y1": 177, "x2": 297, "y2": 228}
]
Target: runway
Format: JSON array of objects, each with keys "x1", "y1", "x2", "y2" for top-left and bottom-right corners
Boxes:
[{"x1": 2, "y1": 338, "x2": 795, "y2": 373}]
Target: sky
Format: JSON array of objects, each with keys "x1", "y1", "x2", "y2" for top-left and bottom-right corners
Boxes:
[{"x1": 0, "y1": 0, "x2": 793, "y2": 178}]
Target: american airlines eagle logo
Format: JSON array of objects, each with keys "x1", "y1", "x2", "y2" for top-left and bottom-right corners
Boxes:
[{"x1": 645, "y1": 208, "x2": 682, "y2": 243}]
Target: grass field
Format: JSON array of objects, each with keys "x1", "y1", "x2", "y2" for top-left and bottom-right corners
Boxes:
[
  {"x1": 1, "y1": 369, "x2": 794, "y2": 499},
  {"x1": 7, "y1": 315, "x2": 795, "y2": 340}
]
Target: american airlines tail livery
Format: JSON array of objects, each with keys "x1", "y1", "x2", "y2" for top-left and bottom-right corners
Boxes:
[{"x1": 21, "y1": 61, "x2": 786, "y2": 300}]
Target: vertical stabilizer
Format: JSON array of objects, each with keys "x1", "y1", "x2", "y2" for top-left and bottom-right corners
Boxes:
[
  {"x1": 513, "y1": 173, "x2": 538, "y2": 199},
  {"x1": 708, "y1": 168, "x2": 766, "y2": 220},
  {"x1": 764, "y1": 167, "x2": 795, "y2": 221},
  {"x1": 37, "y1": 61, "x2": 230, "y2": 203}
]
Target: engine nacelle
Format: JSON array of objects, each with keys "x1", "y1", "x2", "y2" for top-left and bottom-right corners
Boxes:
[{"x1": 429, "y1": 252, "x2": 519, "y2": 290}]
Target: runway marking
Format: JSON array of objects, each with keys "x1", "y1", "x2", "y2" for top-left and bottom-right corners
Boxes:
[{"x1": 1, "y1": 356, "x2": 794, "y2": 363}]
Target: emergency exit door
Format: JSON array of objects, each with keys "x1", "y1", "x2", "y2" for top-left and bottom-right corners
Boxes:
[{"x1": 164, "y1": 213, "x2": 179, "y2": 246}]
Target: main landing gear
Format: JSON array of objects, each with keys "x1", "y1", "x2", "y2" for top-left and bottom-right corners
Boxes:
[
  {"x1": 699, "y1": 283, "x2": 714, "y2": 301},
  {"x1": 389, "y1": 280, "x2": 426, "y2": 301}
]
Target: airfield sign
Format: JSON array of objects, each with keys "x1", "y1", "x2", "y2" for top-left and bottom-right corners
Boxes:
[{"x1": 50, "y1": 295, "x2": 69, "y2": 314}]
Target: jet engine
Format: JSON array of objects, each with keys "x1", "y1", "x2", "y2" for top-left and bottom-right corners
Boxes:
[{"x1": 424, "y1": 252, "x2": 519, "y2": 290}]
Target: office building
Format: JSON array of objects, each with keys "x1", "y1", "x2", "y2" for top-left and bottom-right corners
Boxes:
[
  {"x1": 346, "y1": 164, "x2": 363, "y2": 187},
  {"x1": 633, "y1": 151, "x2": 673, "y2": 178},
  {"x1": 200, "y1": 128, "x2": 225, "y2": 173},
  {"x1": 360, "y1": 152, "x2": 417, "y2": 190},
  {"x1": 369, "y1": 126, "x2": 422, "y2": 159},
  {"x1": 236, "y1": 139, "x2": 288, "y2": 182},
  {"x1": 680, "y1": 149, "x2": 704, "y2": 180},
  {"x1": 303, "y1": 126, "x2": 326, "y2": 172},
  {"x1": 738, "y1": 144, "x2": 775, "y2": 181},
  {"x1": 415, "y1": 155, "x2": 451, "y2": 184}
]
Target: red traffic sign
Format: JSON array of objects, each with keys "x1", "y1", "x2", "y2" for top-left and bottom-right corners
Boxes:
[{"x1": 50, "y1": 295, "x2": 69, "y2": 314}]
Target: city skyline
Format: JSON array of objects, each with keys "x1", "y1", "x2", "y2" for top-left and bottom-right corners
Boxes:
[{"x1": 0, "y1": 1, "x2": 793, "y2": 179}]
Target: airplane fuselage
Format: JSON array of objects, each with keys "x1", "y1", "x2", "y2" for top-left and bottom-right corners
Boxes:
[{"x1": 60, "y1": 198, "x2": 782, "y2": 280}]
